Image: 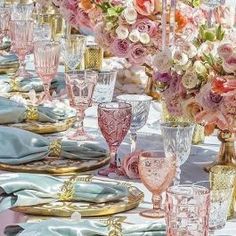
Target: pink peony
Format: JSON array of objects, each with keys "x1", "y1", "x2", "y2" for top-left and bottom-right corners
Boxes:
[
  {"x1": 223, "y1": 54, "x2": 236, "y2": 73},
  {"x1": 111, "y1": 39, "x2": 130, "y2": 57},
  {"x1": 122, "y1": 151, "x2": 141, "y2": 179},
  {"x1": 133, "y1": 18, "x2": 157, "y2": 37},
  {"x1": 217, "y1": 43, "x2": 234, "y2": 60},
  {"x1": 133, "y1": 0, "x2": 155, "y2": 16},
  {"x1": 128, "y1": 43, "x2": 147, "y2": 65}
]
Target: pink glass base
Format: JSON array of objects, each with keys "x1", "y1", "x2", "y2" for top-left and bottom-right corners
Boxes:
[
  {"x1": 67, "y1": 129, "x2": 94, "y2": 141},
  {"x1": 140, "y1": 208, "x2": 165, "y2": 218},
  {"x1": 98, "y1": 164, "x2": 124, "y2": 177}
]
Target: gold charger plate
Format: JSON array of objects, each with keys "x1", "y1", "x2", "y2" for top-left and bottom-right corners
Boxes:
[
  {"x1": 0, "y1": 155, "x2": 110, "y2": 175},
  {"x1": 0, "y1": 63, "x2": 19, "y2": 74},
  {"x1": 9, "y1": 117, "x2": 76, "y2": 134},
  {"x1": 12, "y1": 177, "x2": 144, "y2": 217}
]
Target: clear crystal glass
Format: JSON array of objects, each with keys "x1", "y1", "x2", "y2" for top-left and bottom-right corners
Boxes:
[
  {"x1": 93, "y1": 71, "x2": 117, "y2": 103},
  {"x1": 11, "y1": 3, "x2": 34, "y2": 20},
  {"x1": 160, "y1": 122, "x2": 194, "y2": 185},
  {"x1": 139, "y1": 150, "x2": 176, "y2": 218},
  {"x1": 0, "y1": 7, "x2": 10, "y2": 45},
  {"x1": 116, "y1": 94, "x2": 152, "y2": 152},
  {"x1": 33, "y1": 23, "x2": 51, "y2": 42},
  {"x1": 166, "y1": 185, "x2": 210, "y2": 236}
]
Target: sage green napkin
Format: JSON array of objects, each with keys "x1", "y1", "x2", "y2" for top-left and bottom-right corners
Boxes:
[
  {"x1": 0, "y1": 97, "x2": 75, "y2": 124},
  {"x1": 0, "y1": 54, "x2": 18, "y2": 65},
  {"x1": 4, "y1": 218, "x2": 166, "y2": 236},
  {"x1": 0, "y1": 173, "x2": 128, "y2": 212},
  {"x1": 0, "y1": 126, "x2": 107, "y2": 165}
]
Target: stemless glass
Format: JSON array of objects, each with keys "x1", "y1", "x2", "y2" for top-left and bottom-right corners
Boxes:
[
  {"x1": 34, "y1": 40, "x2": 60, "y2": 104},
  {"x1": 98, "y1": 102, "x2": 132, "y2": 176},
  {"x1": 117, "y1": 94, "x2": 152, "y2": 152},
  {"x1": 66, "y1": 70, "x2": 97, "y2": 140},
  {"x1": 166, "y1": 185, "x2": 210, "y2": 236},
  {"x1": 10, "y1": 20, "x2": 34, "y2": 79},
  {"x1": 138, "y1": 150, "x2": 176, "y2": 218},
  {"x1": 0, "y1": 7, "x2": 10, "y2": 46},
  {"x1": 93, "y1": 71, "x2": 117, "y2": 103},
  {"x1": 11, "y1": 3, "x2": 34, "y2": 20},
  {"x1": 160, "y1": 122, "x2": 194, "y2": 185}
]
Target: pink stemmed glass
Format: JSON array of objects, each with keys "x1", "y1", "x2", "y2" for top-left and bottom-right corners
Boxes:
[
  {"x1": 138, "y1": 150, "x2": 176, "y2": 218},
  {"x1": 66, "y1": 70, "x2": 97, "y2": 140},
  {"x1": 9, "y1": 20, "x2": 33, "y2": 79},
  {"x1": 98, "y1": 102, "x2": 132, "y2": 176},
  {"x1": 34, "y1": 40, "x2": 60, "y2": 104},
  {"x1": 0, "y1": 7, "x2": 10, "y2": 47}
]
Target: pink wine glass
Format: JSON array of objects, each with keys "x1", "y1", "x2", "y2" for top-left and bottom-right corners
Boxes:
[
  {"x1": 10, "y1": 20, "x2": 34, "y2": 79},
  {"x1": 0, "y1": 7, "x2": 10, "y2": 46},
  {"x1": 138, "y1": 150, "x2": 176, "y2": 218},
  {"x1": 98, "y1": 102, "x2": 132, "y2": 176},
  {"x1": 34, "y1": 40, "x2": 60, "y2": 104},
  {"x1": 66, "y1": 70, "x2": 97, "y2": 140}
]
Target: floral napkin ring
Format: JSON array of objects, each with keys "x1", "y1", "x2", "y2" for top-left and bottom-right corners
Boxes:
[
  {"x1": 25, "y1": 106, "x2": 39, "y2": 121},
  {"x1": 49, "y1": 140, "x2": 62, "y2": 157}
]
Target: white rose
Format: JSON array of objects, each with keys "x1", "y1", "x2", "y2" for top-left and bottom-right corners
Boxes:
[
  {"x1": 153, "y1": 49, "x2": 172, "y2": 72},
  {"x1": 182, "y1": 70, "x2": 199, "y2": 89},
  {"x1": 129, "y1": 29, "x2": 140, "y2": 43},
  {"x1": 193, "y1": 61, "x2": 207, "y2": 75},
  {"x1": 183, "y1": 43, "x2": 197, "y2": 58},
  {"x1": 123, "y1": 7, "x2": 137, "y2": 24},
  {"x1": 173, "y1": 50, "x2": 188, "y2": 66},
  {"x1": 139, "y1": 32, "x2": 150, "y2": 44},
  {"x1": 182, "y1": 61, "x2": 192, "y2": 71},
  {"x1": 105, "y1": 22, "x2": 113, "y2": 31},
  {"x1": 115, "y1": 25, "x2": 129, "y2": 40},
  {"x1": 198, "y1": 41, "x2": 218, "y2": 57}
]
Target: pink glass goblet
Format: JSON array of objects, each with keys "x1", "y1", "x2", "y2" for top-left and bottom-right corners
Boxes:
[
  {"x1": 98, "y1": 102, "x2": 132, "y2": 176},
  {"x1": 138, "y1": 150, "x2": 176, "y2": 218},
  {"x1": 66, "y1": 70, "x2": 97, "y2": 140},
  {"x1": 0, "y1": 7, "x2": 10, "y2": 47},
  {"x1": 9, "y1": 20, "x2": 34, "y2": 79},
  {"x1": 34, "y1": 40, "x2": 60, "y2": 104}
]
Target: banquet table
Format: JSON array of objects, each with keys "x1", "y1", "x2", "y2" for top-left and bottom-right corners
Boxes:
[{"x1": 0, "y1": 63, "x2": 236, "y2": 236}]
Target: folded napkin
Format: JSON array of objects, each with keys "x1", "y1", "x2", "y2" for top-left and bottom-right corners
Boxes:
[
  {"x1": 0, "y1": 126, "x2": 107, "y2": 165},
  {"x1": 0, "y1": 77, "x2": 43, "y2": 93},
  {"x1": 0, "y1": 54, "x2": 18, "y2": 65},
  {"x1": 0, "y1": 173, "x2": 128, "y2": 211},
  {"x1": 0, "y1": 97, "x2": 75, "y2": 124},
  {"x1": 4, "y1": 218, "x2": 166, "y2": 236}
]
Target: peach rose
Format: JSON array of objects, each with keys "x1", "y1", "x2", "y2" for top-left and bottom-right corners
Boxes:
[
  {"x1": 122, "y1": 151, "x2": 141, "y2": 179},
  {"x1": 183, "y1": 98, "x2": 203, "y2": 121},
  {"x1": 133, "y1": 0, "x2": 155, "y2": 16}
]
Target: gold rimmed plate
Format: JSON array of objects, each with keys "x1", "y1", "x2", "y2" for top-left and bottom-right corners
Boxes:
[
  {"x1": 0, "y1": 154, "x2": 110, "y2": 175},
  {"x1": 9, "y1": 117, "x2": 76, "y2": 134},
  {"x1": 12, "y1": 177, "x2": 144, "y2": 217}
]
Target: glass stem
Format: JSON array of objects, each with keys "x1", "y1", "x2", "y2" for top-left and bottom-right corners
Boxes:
[
  {"x1": 75, "y1": 111, "x2": 85, "y2": 134},
  {"x1": 18, "y1": 54, "x2": 26, "y2": 72},
  {"x1": 130, "y1": 132, "x2": 137, "y2": 153},
  {"x1": 109, "y1": 147, "x2": 119, "y2": 169},
  {"x1": 174, "y1": 157, "x2": 181, "y2": 186},
  {"x1": 43, "y1": 82, "x2": 51, "y2": 100},
  {"x1": 152, "y1": 193, "x2": 162, "y2": 211}
]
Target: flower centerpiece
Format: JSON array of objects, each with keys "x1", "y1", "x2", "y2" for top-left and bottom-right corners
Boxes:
[{"x1": 153, "y1": 23, "x2": 236, "y2": 168}]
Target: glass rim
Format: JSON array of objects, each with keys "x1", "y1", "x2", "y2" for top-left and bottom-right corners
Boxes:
[
  {"x1": 209, "y1": 165, "x2": 236, "y2": 175},
  {"x1": 97, "y1": 70, "x2": 117, "y2": 75},
  {"x1": 167, "y1": 184, "x2": 210, "y2": 196},
  {"x1": 10, "y1": 19, "x2": 34, "y2": 23},
  {"x1": 34, "y1": 40, "x2": 60, "y2": 46},
  {"x1": 61, "y1": 34, "x2": 86, "y2": 40},
  {"x1": 98, "y1": 102, "x2": 132, "y2": 110},
  {"x1": 160, "y1": 121, "x2": 195, "y2": 129},
  {"x1": 116, "y1": 94, "x2": 152, "y2": 102},
  {"x1": 193, "y1": 180, "x2": 234, "y2": 191},
  {"x1": 139, "y1": 150, "x2": 169, "y2": 159}
]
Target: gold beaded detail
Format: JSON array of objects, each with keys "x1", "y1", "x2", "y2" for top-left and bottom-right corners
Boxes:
[
  {"x1": 9, "y1": 79, "x2": 20, "y2": 92},
  {"x1": 25, "y1": 106, "x2": 39, "y2": 121},
  {"x1": 49, "y1": 140, "x2": 62, "y2": 157},
  {"x1": 107, "y1": 217, "x2": 126, "y2": 236}
]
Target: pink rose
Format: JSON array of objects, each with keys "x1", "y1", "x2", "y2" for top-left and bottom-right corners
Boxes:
[
  {"x1": 218, "y1": 43, "x2": 234, "y2": 59},
  {"x1": 133, "y1": 0, "x2": 155, "y2": 16},
  {"x1": 223, "y1": 54, "x2": 236, "y2": 73},
  {"x1": 111, "y1": 39, "x2": 130, "y2": 57},
  {"x1": 128, "y1": 43, "x2": 147, "y2": 65},
  {"x1": 133, "y1": 18, "x2": 157, "y2": 37},
  {"x1": 122, "y1": 151, "x2": 141, "y2": 179}
]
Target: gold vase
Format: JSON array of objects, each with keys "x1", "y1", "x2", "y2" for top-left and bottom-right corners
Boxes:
[
  {"x1": 84, "y1": 45, "x2": 103, "y2": 70},
  {"x1": 205, "y1": 130, "x2": 236, "y2": 172}
]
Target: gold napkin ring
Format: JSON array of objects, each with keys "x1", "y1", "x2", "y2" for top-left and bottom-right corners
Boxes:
[
  {"x1": 58, "y1": 176, "x2": 77, "y2": 201},
  {"x1": 49, "y1": 140, "x2": 62, "y2": 157},
  {"x1": 107, "y1": 217, "x2": 126, "y2": 236},
  {"x1": 9, "y1": 79, "x2": 20, "y2": 92},
  {"x1": 25, "y1": 106, "x2": 39, "y2": 121}
]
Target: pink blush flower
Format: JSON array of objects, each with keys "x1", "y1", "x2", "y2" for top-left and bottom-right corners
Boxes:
[
  {"x1": 111, "y1": 39, "x2": 130, "y2": 58},
  {"x1": 134, "y1": 18, "x2": 157, "y2": 37},
  {"x1": 223, "y1": 54, "x2": 236, "y2": 73},
  {"x1": 128, "y1": 43, "x2": 147, "y2": 65}
]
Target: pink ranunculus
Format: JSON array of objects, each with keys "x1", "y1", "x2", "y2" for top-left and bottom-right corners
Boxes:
[
  {"x1": 122, "y1": 151, "x2": 141, "y2": 179},
  {"x1": 217, "y1": 43, "x2": 234, "y2": 59},
  {"x1": 133, "y1": 0, "x2": 155, "y2": 16},
  {"x1": 111, "y1": 39, "x2": 130, "y2": 57},
  {"x1": 128, "y1": 43, "x2": 147, "y2": 65},
  {"x1": 133, "y1": 18, "x2": 157, "y2": 37},
  {"x1": 223, "y1": 54, "x2": 236, "y2": 73}
]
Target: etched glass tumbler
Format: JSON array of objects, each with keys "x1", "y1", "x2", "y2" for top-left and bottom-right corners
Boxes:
[
  {"x1": 66, "y1": 70, "x2": 97, "y2": 141},
  {"x1": 98, "y1": 102, "x2": 132, "y2": 176},
  {"x1": 0, "y1": 7, "x2": 10, "y2": 46},
  {"x1": 166, "y1": 185, "x2": 210, "y2": 236},
  {"x1": 10, "y1": 20, "x2": 34, "y2": 79},
  {"x1": 34, "y1": 40, "x2": 60, "y2": 103},
  {"x1": 138, "y1": 151, "x2": 176, "y2": 218},
  {"x1": 116, "y1": 94, "x2": 152, "y2": 152},
  {"x1": 10, "y1": 3, "x2": 34, "y2": 20},
  {"x1": 160, "y1": 122, "x2": 194, "y2": 185},
  {"x1": 93, "y1": 71, "x2": 117, "y2": 103}
]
